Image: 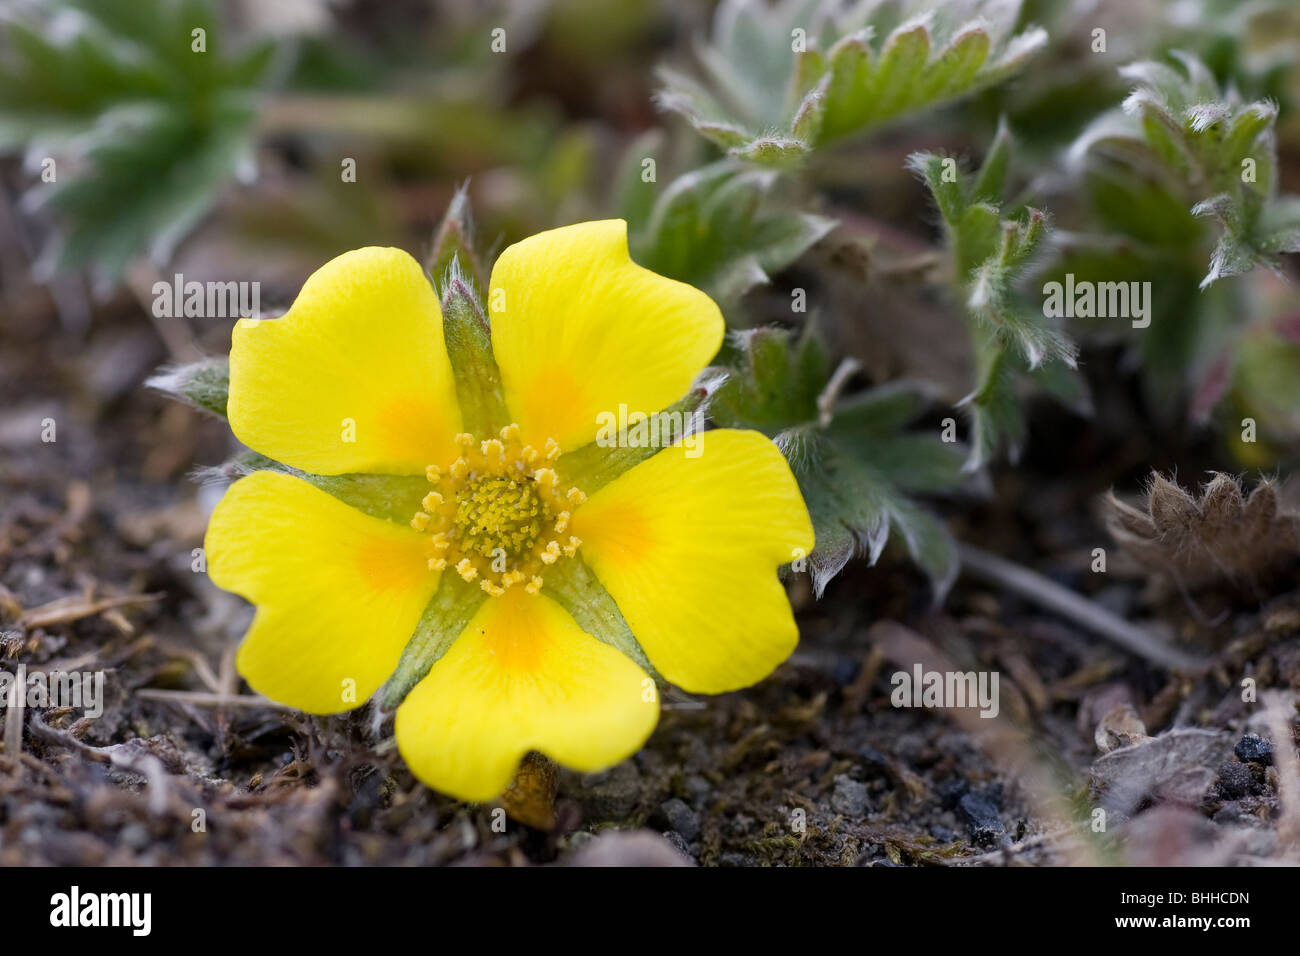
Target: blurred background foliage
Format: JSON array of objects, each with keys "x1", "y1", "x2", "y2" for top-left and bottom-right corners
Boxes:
[{"x1": 2, "y1": 0, "x2": 1299, "y2": 598}]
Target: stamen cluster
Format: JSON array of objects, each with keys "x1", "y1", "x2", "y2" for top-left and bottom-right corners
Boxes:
[{"x1": 411, "y1": 424, "x2": 587, "y2": 595}]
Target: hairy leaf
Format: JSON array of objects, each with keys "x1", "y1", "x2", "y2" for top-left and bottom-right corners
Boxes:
[
  {"x1": 656, "y1": 0, "x2": 1046, "y2": 167},
  {"x1": 0, "y1": 0, "x2": 276, "y2": 280},
  {"x1": 909, "y1": 123, "x2": 1083, "y2": 470},
  {"x1": 712, "y1": 327, "x2": 965, "y2": 598},
  {"x1": 621, "y1": 158, "x2": 835, "y2": 303},
  {"x1": 1071, "y1": 52, "x2": 1297, "y2": 290}
]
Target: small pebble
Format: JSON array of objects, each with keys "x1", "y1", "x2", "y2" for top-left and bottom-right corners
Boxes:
[
  {"x1": 662, "y1": 830, "x2": 693, "y2": 859},
  {"x1": 830, "y1": 774, "x2": 870, "y2": 818},
  {"x1": 1212, "y1": 804, "x2": 1243, "y2": 824},
  {"x1": 580, "y1": 762, "x2": 642, "y2": 821},
  {"x1": 1216, "y1": 760, "x2": 1254, "y2": 800},
  {"x1": 957, "y1": 792, "x2": 1005, "y2": 847},
  {"x1": 567, "y1": 830, "x2": 692, "y2": 867},
  {"x1": 857, "y1": 745, "x2": 889, "y2": 774},
  {"x1": 120, "y1": 823, "x2": 150, "y2": 850},
  {"x1": 1235, "y1": 733, "x2": 1274, "y2": 766},
  {"x1": 684, "y1": 774, "x2": 712, "y2": 804},
  {"x1": 938, "y1": 778, "x2": 969, "y2": 811},
  {"x1": 654, "y1": 797, "x2": 701, "y2": 841}
]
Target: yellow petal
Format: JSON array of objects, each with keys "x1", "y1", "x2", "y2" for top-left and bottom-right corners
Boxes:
[
  {"x1": 487, "y1": 220, "x2": 723, "y2": 452},
  {"x1": 228, "y1": 247, "x2": 461, "y2": 476},
  {"x1": 572, "y1": 429, "x2": 813, "y2": 694},
  {"x1": 205, "y1": 471, "x2": 438, "y2": 714},
  {"x1": 394, "y1": 588, "x2": 659, "y2": 802}
]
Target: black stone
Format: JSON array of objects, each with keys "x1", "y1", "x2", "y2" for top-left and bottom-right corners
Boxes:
[
  {"x1": 1234, "y1": 733, "x2": 1274, "y2": 766},
  {"x1": 857, "y1": 745, "x2": 889, "y2": 770},
  {"x1": 654, "y1": 797, "x2": 701, "y2": 842},
  {"x1": 1215, "y1": 760, "x2": 1254, "y2": 800},
  {"x1": 957, "y1": 791, "x2": 1005, "y2": 847},
  {"x1": 938, "y1": 778, "x2": 970, "y2": 811}
]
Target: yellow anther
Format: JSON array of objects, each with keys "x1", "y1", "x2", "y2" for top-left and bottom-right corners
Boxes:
[{"x1": 422, "y1": 430, "x2": 584, "y2": 596}]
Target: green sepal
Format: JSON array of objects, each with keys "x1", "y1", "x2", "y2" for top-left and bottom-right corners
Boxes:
[
  {"x1": 544, "y1": 556, "x2": 656, "y2": 678},
  {"x1": 303, "y1": 472, "x2": 430, "y2": 525},
  {"x1": 379, "y1": 573, "x2": 486, "y2": 712},
  {"x1": 427, "y1": 182, "x2": 488, "y2": 297},
  {"x1": 441, "y1": 274, "x2": 510, "y2": 437},
  {"x1": 557, "y1": 381, "x2": 718, "y2": 496},
  {"x1": 210, "y1": 452, "x2": 429, "y2": 525},
  {"x1": 147, "y1": 356, "x2": 230, "y2": 419}
]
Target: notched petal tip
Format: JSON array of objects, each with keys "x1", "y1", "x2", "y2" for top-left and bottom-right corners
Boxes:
[{"x1": 225, "y1": 246, "x2": 462, "y2": 476}]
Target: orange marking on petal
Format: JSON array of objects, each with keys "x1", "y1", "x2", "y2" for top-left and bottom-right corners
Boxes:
[
  {"x1": 575, "y1": 498, "x2": 654, "y2": 566},
  {"x1": 376, "y1": 396, "x2": 453, "y2": 465},
  {"x1": 354, "y1": 537, "x2": 428, "y2": 594},
  {"x1": 481, "y1": 595, "x2": 545, "y2": 674},
  {"x1": 516, "y1": 366, "x2": 590, "y2": 447}
]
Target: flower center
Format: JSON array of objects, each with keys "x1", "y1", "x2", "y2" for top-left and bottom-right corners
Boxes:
[
  {"x1": 453, "y1": 475, "x2": 548, "y2": 560},
  {"x1": 411, "y1": 424, "x2": 586, "y2": 596}
]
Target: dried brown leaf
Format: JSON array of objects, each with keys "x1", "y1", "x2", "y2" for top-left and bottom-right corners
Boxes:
[
  {"x1": 1105, "y1": 472, "x2": 1300, "y2": 594},
  {"x1": 1094, "y1": 704, "x2": 1150, "y2": 754},
  {"x1": 1089, "y1": 728, "x2": 1231, "y2": 820}
]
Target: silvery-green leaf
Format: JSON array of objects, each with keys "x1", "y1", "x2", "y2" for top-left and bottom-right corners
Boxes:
[
  {"x1": 0, "y1": 0, "x2": 276, "y2": 280},
  {"x1": 655, "y1": 0, "x2": 1047, "y2": 167},
  {"x1": 624, "y1": 161, "x2": 835, "y2": 303},
  {"x1": 711, "y1": 327, "x2": 964, "y2": 598}
]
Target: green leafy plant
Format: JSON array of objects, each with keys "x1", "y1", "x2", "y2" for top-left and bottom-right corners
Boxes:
[
  {"x1": 656, "y1": 0, "x2": 1046, "y2": 167},
  {"x1": 1074, "y1": 52, "x2": 1300, "y2": 290},
  {"x1": 908, "y1": 123, "x2": 1082, "y2": 470},
  {"x1": 615, "y1": 141, "x2": 835, "y2": 304},
  {"x1": 711, "y1": 326, "x2": 965, "y2": 597},
  {"x1": 0, "y1": 0, "x2": 275, "y2": 280},
  {"x1": 1051, "y1": 51, "x2": 1300, "y2": 425}
]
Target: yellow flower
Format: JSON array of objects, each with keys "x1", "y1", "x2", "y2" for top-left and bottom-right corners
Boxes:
[{"x1": 204, "y1": 220, "x2": 813, "y2": 802}]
